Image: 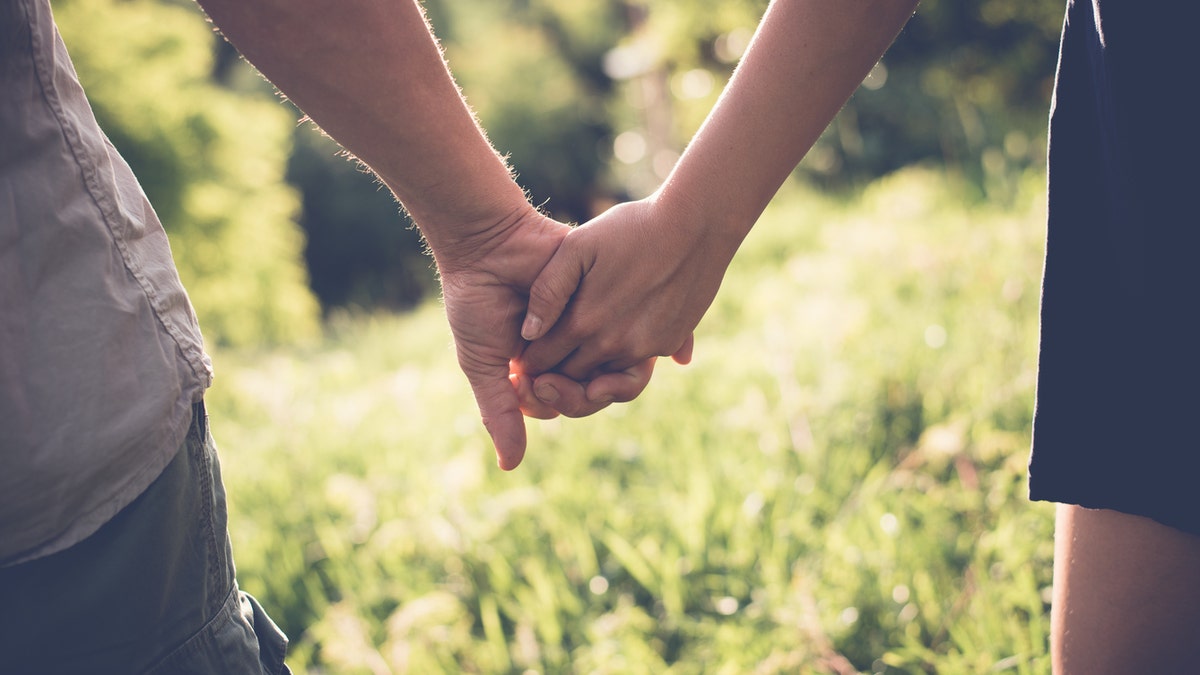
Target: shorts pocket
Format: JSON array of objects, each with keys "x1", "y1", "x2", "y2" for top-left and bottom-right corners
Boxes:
[{"x1": 146, "y1": 585, "x2": 289, "y2": 675}]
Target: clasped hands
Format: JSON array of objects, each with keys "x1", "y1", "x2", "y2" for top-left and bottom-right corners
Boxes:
[{"x1": 437, "y1": 195, "x2": 732, "y2": 471}]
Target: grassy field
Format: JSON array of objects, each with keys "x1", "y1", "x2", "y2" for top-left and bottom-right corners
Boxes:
[{"x1": 206, "y1": 166, "x2": 1054, "y2": 674}]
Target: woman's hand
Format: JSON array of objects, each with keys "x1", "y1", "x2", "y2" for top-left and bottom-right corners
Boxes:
[{"x1": 516, "y1": 196, "x2": 732, "y2": 397}]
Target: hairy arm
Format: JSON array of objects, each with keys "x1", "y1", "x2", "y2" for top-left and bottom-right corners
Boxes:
[{"x1": 192, "y1": 0, "x2": 574, "y2": 468}]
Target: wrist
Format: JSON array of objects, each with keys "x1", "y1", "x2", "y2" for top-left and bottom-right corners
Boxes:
[
  {"x1": 424, "y1": 200, "x2": 560, "y2": 281},
  {"x1": 411, "y1": 190, "x2": 537, "y2": 275},
  {"x1": 646, "y1": 186, "x2": 748, "y2": 271}
]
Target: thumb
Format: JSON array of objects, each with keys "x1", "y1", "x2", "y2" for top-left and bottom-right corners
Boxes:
[
  {"x1": 463, "y1": 357, "x2": 528, "y2": 470},
  {"x1": 521, "y1": 241, "x2": 586, "y2": 341}
]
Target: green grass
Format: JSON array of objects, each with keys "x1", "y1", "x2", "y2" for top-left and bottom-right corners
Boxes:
[{"x1": 206, "y1": 166, "x2": 1054, "y2": 674}]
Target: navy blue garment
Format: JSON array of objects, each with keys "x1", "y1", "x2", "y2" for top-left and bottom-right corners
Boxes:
[{"x1": 1029, "y1": 0, "x2": 1200, "y2": 535}]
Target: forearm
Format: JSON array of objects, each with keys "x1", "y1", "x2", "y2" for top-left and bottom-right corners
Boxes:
[
  {"x1": 193, "y1": 0, "x2": 529, "y2": 257},
  {"x1": 655, "y1": 0, "x2": 919, "y2": 251}
]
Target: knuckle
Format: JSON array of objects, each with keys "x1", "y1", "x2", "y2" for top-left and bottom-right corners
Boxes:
[{"x1": 526, "y1": 284, "x2": 559, "y2": 311}]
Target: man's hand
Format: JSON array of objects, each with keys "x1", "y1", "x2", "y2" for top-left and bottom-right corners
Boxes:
[{"x1": 433, "y1": 210, "x2": 570, "y2": 470}]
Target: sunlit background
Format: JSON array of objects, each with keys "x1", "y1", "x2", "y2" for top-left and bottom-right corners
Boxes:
[{"x1": 54, "y1": 0, "x2": 1061, "y2": 672}]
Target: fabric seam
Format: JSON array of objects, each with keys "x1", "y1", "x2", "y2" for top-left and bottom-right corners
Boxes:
[{"x1": 27, "y1": 0, "x2": 212, "y2": 389}]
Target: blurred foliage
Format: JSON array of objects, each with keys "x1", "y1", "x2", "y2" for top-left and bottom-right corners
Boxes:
[
  {"x1": 210, "y1": 168, "x2": 1053, "y2": 673},
  {"x1": 54, "y1": 0, "x2": 1062, "y2": 323},
  {"x1": 51, "y1": 0, "x2": 320, "y2": 347},
  {"x1": 828, "y1": 0, "x2": 1062, "y2": 185},
  {"x1": 609, "y1": 0, "x2": 1060, "y2": 189},
  {"x1": 431, "y1": 0, "x2": 623, "y2": 223},
  {"x1": 284, "y1": 131, "x2": 436, "y2": 313}
]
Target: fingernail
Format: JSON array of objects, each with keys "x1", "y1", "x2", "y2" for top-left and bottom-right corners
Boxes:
[
  {"x1": 521, "y1": 315, "x2": 542, "y2": 341},
  {"x1": 535, "y1": 382, "x2": 559, "y2": 403},
  {"x1": 594, "y1": 394, "x2": 614, "y2": 404}
]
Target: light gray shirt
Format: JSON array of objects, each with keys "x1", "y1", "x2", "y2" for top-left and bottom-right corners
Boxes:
[{"x1": 1, "y1": 0, "x2": 213, "y2": 565}]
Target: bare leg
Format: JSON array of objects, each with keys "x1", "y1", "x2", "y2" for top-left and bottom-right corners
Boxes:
[{"x1": 1052, "y1": 504, "x2": 1200, "y2": 674}]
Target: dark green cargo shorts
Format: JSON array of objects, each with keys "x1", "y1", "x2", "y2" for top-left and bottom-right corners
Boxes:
[{"x1": 0, "y1": 402, "x2": 289, "y2": 674}]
